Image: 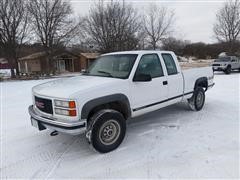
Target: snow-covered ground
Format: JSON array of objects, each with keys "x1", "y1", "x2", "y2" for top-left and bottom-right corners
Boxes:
[{"x1": 0, "y1": 72, "x2": 239, "y2": 179}]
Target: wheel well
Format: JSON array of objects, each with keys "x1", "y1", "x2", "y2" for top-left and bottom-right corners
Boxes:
[
  {"x1": 87, "y1": 101, "x2": 130, "y2": 122},
  {"x1": 194, "y1": 77, "x2": 208, "y2": 91}
]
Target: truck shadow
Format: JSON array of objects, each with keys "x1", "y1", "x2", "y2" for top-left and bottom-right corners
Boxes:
[{"x1": 214, "y1": 71, "x2": 240, "y2": 75}]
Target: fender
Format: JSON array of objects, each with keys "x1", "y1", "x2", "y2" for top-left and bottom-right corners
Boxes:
[
  {"x1": 194, "y1": 77, "x2": 208, "y2": 91},
  {"x1": 81, "y1": 93, "x2": 131, "y2": 120}
]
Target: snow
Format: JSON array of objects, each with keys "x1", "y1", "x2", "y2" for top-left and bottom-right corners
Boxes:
[
  {"x1": 0, "y1": 69, "x2": 11, "y2": 77},
  {"x1": 1, "y1": 72, "x2": 239, "y2": 179}
]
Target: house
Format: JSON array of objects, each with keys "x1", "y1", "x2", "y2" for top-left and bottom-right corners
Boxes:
[
  {"x1": 18, "y1": 51, "x2": 99, "y2": 75},
  {"x1": 80, "y1": 53, "x2": 100, "y2": 70}
]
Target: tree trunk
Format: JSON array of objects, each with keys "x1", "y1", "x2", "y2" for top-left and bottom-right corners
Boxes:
[
  {"x1": 14, "y1": 58, "x2": 19, "y2": 76},
  {"x1": 153, "y1": 42, "x2": 156, "y2": 50},
  {"x1": 10, "y1": 68, "x2": 16, "y2": 78}
]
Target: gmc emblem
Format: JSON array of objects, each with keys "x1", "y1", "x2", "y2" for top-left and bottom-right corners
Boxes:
[{"x1": 35, "y1": 101, "x2": 45, "y2": 108}]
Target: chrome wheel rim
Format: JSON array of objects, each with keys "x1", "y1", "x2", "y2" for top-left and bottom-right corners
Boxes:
[
  {"x1": 196, "y1": 91, "x2": 204, "y2": 107},
  {"x1": 99, "y1": 120, "x2": 121, "y2": 145}
]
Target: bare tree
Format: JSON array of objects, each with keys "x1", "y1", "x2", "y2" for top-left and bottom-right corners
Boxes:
[
  {"x1": 27, "y1": 0, "x2": 79, "y2": 74},
  {"x1": 143, "y1": 4, "x2": 175, "y2": 50},
  {"x1": 0, "y1": 0, "x2": 29, "y2": 77},
  {"x1": 161, "y1": 37, "x2": 190, "y2": 56},
  {"x1": 84, "y1": 1, "x2": 140, "y2": 53},
  {"x1": 213, "y1": 0, "x2": 240, "y2": 52}
]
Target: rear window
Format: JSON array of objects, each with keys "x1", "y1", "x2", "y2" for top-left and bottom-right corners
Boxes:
[{"x1": 162, "y1": 53, "x2": 178, "y2": 75}]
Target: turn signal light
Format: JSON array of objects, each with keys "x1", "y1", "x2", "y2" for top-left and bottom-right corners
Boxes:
[{"x1": 69, "y1": 101, "x2": 76, "y2": 108}]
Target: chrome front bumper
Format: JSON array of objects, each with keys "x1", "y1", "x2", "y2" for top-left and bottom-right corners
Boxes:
[
  {"x1": 212, "y1": 66, "x2": 227, "y2": 71},
  {"x1": 28, "y1": 105, "x2": 87, "y2": 135}
]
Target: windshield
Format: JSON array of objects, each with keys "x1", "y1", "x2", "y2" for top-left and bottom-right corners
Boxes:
[
  {"x1": 214, "y1": 57, "x2": 231, "y2": 62},
  {"x1": 83, "y1": 54, "x2": 138, "y2": 79}
]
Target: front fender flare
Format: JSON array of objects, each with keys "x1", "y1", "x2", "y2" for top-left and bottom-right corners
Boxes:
[{"x1": 81, "y1": 93, "x2": 131, "y2": 120}]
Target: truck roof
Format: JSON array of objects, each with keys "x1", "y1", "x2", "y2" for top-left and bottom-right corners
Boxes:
[{"x1": 102, "y1": 50, "x2": 174, "y2": 56}]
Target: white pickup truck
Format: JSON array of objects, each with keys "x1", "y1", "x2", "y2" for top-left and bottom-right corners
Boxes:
[{"x1": 29, "y1": 50, "x2": 214, "y2": 153}]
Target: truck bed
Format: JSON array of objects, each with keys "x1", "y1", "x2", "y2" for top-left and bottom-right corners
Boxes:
[{"x1": 182, "y1": 66, "x2": 214, "y2": 96}]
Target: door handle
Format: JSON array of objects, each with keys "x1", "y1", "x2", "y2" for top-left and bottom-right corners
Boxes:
[{"x1": 163, "y1": 81, "x2": 168, "y2": 85}]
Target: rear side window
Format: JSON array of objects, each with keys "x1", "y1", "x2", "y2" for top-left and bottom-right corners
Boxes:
[
  {"x1": 162, "y1": 54, "x2": 178, "y2": 75},
  {"x1": 135, "y1": 54, "x2": 164, "y2": 78}
]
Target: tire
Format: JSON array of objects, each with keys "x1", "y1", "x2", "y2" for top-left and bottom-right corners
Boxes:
[
  {"x1": 188, "y1": 87, "x2": 205, "y2": 111},
  {"x1": 224, "y1": 66, "x2": 231, "y2": 74},
  {"x1": 87, "y1": 109, "x2": 126, "y2": 153}
]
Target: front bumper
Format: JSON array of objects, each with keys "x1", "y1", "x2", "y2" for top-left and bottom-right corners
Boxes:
[
  {"x1": 28, "y1": 105, "x2": 87, "y2": 135},
  {"x1": 212, "y1": 66, "x2": 226, "y2": 71}
]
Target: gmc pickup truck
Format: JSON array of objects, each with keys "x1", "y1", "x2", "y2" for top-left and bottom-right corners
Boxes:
[
  {"x1": 29, "y1": 50, "x2": 214, "y2": 153},
  {"x1": 212, "y1": 56, "x2": 240, "y2": 74}
]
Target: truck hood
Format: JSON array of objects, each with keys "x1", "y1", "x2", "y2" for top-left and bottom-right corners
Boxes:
[
  {"x1": 32, "y1": 75, "x2": 123, "y2": 98},
  {"x1": 212, "y1": 61, "x2": 230, "y2": 65}
]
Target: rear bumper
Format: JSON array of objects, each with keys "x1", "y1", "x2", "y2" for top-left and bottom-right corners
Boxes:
[{"x1": 28, "y1": 105, "x2": 87, "y2": 135}]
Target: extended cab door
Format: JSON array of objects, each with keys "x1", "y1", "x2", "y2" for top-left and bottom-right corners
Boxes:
[
  {"x1": 130, "y1": 53, "x2": 168, "y2": 114},
  {"x1": 161, "y1": 53, "x2": 184, "y2": 104}
]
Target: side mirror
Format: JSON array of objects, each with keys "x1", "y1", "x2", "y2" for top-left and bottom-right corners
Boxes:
[{"x1": 133, "y1": 73, "x2": 152, "y2": 82}]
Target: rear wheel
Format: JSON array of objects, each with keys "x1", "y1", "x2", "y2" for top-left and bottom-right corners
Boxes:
[
  {"x1": 86, "y1": 109, "x2": 126, "y2": 153},
  {"x1": 188, "y1": 87, "x2": 205, "y2": 111}
]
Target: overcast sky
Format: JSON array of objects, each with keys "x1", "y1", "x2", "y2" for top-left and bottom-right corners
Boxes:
[{"x1": 70, "y1": 0, "x2": 227, "y2": 44}]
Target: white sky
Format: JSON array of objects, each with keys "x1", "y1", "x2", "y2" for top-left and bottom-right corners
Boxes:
[{"x1": 70, "y1": 0, "x2": 227, "y2": 43}]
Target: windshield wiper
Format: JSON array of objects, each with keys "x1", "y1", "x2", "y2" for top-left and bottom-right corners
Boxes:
[{"x1": 97, "y1": 70, "x2": 113, "y2": 77}]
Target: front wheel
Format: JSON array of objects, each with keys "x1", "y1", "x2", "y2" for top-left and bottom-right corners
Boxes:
[
  {"x1": 188, "y1": 87, "x2": 205, "y2": 111},
  {"x1": 87, "y1": 109, "x2": 126, "y2": 153},
  {"x1": 224, "y1": 66, "x2": 231, "y2": 74}
]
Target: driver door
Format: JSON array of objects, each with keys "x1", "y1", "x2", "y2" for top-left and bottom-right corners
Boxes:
[{"x1": 130, "y1": 53, "x2": 168, "y2": 113}]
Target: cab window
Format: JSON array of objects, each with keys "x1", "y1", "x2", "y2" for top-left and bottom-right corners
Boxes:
[
  {"x1": 162, "y1": 53, "x2": 178, "y2": 75},
  {"x1": 135, "y1": 54, "x2": 164, "y2": 78}
]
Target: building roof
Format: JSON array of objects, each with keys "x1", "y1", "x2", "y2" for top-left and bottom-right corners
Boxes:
[
  {"x1": 19, "y1": 52, "x2": 47, "y2": 61},
  {"x1": 80, "y1": 53, "x2": 100, "y2": 59},
  {"x1": 19, "y1": 52, "x2": 100, "y2": 61},
  {"x1": 19, "y1": 51, "x2": 79, "y2": 61}
]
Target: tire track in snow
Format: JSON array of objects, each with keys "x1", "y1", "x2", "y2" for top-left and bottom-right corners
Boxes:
[
  {"x1": 44, "y1": 137, "x2": 79, "y2": 179},
  {"x1": 1, "y1": 136, "x2": 80, "y2": 179},
  {"x1": 138, "y1": 129, "x2": 155, "y2": 136}
]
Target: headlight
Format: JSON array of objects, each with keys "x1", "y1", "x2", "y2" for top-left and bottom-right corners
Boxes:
[
  {"x1": 54, "y1": 99, "x2": 77, "y2": 116},
  {"x1": 55, "y1": 108, "x2": 77, "y2": 116},
  {"x1": 54, "y1": 100, "x2": 76, "y2": 108}
]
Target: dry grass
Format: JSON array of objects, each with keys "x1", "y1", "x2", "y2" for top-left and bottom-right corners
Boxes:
[{"x1": 180, "y1": 59, "x2": 214, "y2": 70}]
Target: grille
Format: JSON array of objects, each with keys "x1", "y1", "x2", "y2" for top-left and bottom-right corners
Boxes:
[
  {"x1": 35, "y1": 96, "x2": 53, "y2": 114},
  {"x1": 212, "y1": 64, "x2": 220, "y2": 66}
]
